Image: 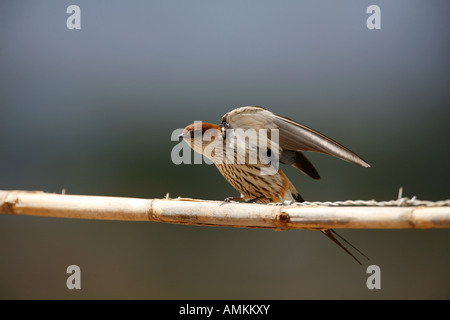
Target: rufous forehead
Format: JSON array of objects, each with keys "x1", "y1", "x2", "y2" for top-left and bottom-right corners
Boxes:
[{"x1": 184, "y1": 122, "x2": 220, "y2": 132}]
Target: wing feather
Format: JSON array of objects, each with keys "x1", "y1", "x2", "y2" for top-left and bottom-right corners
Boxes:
[
  {"x1": 221, "y1": 106, "x2": 370, "y2": 180},
  {"x1": 273, "y1": 114, "x2": 370, "y2": 168}
]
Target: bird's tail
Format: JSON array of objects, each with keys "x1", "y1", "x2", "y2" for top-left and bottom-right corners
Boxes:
[{"x1": 321, "y1": 229, "x2": 369, "y2": 265}]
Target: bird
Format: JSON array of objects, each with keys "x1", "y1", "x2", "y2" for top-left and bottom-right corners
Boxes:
[{"x1": 179, "y1": 106, "x2": 370, "y2": 264}]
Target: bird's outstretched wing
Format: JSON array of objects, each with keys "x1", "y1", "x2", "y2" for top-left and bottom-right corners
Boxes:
[{"x1": 222, "y1": 106, "x2": 370, "y2": 179}]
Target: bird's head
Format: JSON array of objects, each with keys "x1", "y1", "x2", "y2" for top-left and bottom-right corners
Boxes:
[{"x1": 179, "y1": 122, "x2": 222, "y2": 155}]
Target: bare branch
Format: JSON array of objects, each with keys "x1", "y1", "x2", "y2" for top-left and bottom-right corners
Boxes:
[{"x1": 0, "y1": 190, "x2": 449, "y2": 229}]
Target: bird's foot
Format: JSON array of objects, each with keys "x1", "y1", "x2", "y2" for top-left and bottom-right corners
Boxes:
[
  {"x1": 223, "y1": 196, "x2": 244, "y2": 203},
  {"x1": 220, "y1": 196, "x2": 265, "y2": 205}
]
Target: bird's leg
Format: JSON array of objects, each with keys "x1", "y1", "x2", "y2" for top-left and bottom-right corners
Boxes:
[
  {"x1": 277, "y1": 193, "x2": 296, "y2": 205},
  {"x1": 277, "y1": 194, "x2": 285, "y2": 205}
]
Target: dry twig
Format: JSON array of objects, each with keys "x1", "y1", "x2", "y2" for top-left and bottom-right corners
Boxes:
[{"x1": 1, "y1": 190, "x2": 449, "y2": 230}]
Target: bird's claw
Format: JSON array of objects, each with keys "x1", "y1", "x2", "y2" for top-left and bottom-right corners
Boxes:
[{"x1": 220, "y1": 196, "x2": 264, "y2": 206}]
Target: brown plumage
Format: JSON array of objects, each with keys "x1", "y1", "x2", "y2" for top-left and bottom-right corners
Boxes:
[{"x1": 179, "y1": 106, "x2": 370, "y2": 264}]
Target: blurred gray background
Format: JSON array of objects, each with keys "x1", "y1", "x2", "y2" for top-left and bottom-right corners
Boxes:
[{"x1": 0, "y1": 0, "x2": 449, "y2": 299}]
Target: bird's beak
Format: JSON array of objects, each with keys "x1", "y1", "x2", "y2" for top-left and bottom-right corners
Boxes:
[{"x1": 178, "y1": 132, "x2": 189, "y2": 139}]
